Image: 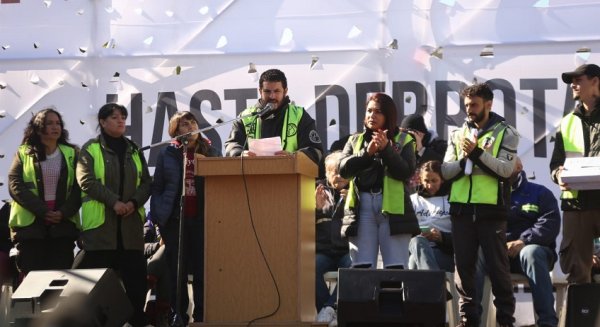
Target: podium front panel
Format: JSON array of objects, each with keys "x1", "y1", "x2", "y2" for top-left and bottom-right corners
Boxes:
[{"x1": 199, "y1": 156, "x2": 316, "y2": 325}]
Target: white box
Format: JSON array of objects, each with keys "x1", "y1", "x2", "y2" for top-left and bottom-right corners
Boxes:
[{"x1": 561, "y1": 157, "x2": 600, "y2": 190}]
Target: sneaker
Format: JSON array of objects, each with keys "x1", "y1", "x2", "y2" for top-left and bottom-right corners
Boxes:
[
  {"x1": 316, "y1": 306, "x2": 336, "y2": 323},
  {"x1": 456, "y1": 320, "x2": 477, "y2": 327},
  {"x1": 328, "y1": 312, "x2": 338, "y2": 327}
]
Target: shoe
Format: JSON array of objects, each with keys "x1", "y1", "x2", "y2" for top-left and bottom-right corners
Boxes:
[
  {"x1": 456, "y1": 320, "x2": 477, "y2": 327},
  {"x1": 328, "y1": 313, "x2": 338, "y2": 327},
  {"x1": 316, "y1": 306, "x2": 336, "y2": 323}
]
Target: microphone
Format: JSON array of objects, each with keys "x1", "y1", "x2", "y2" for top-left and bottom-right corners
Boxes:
[
  {"x1": 256, "y1": 102, "x2": 275, "y2": 119},
  {"x1": 464, "y1": 127, "x2": 478, "y2": 175},
  {"x1": 332, "y1": 193, "x2": 346, "y2": 215}
]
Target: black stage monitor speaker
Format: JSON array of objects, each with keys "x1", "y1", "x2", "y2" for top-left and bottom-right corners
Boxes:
[
  {"x1": 337, "y1": 268, "x2": 446, "y2": 327},
  {"x1": 10, "y1": 268, "x2": 133, "y2": 327},
  {"x1": 565, "y1": 283, "x2": 600, "y2": 327}
]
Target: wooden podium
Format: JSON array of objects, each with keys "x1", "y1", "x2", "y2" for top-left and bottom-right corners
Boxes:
[{"x1": 195, "y1": 153, "x2": 317, "y2": 326}]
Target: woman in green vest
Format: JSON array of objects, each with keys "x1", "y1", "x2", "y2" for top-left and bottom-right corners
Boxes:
[
  {"x1": 339, "y1": 93, "x2": 419, "y2": 269},
  {"x1": 8, "y1": 108, "x2": 80, "y2": 276},
  {"x1": 74, "y1": 103, "x2": 151, "y2": 327}
]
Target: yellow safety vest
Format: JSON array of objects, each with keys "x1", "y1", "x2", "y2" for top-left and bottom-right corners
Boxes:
[
  {"x1": 559, "y1": 113, "x2": 584, "y2": 200},
  {"x1": 449, "y1": 122, "x2": 507, "y2": 205},
  {"x1": 9, "y1": 144, "x2": 80, "y2": 228},
  {"x1": 240, "y1": 104, "x2": 303, "y2": 152},
  {"x1": 345, "y1": 131, "x2": 413, "y2": 215},
  {"x1": 80, "y1": 142, "x2": 145, "y2": 231}
]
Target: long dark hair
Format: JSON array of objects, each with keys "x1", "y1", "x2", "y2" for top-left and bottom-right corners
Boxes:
[
  {"x1": 22, "y1": 108, "x2": 72, "y2": 161},
  {"x1": 168, "y1": 111, "x2": 211, "y2": 155},
  {"x1": 364, "y1": 92, "x2": 398, "y2": 140}
]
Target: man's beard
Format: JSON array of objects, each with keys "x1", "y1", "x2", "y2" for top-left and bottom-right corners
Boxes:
[{"x1": 467, "y1": 111, "x2": 486, "y2": 125}]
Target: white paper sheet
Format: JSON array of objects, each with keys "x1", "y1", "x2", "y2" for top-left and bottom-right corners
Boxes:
[{"x1": 248, "y1": 137, "x2": 282, "y2": 156}]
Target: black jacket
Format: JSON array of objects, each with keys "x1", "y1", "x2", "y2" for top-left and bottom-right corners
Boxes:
[
  {"x1": 315, "y1": 180, "x2": 349, "y2": 256},
  {"x1": 224, "y1": 98, "x2": 324, "y2": 165},
  {"x1": 550, "y1": 99, "x2": 600, "y2": 211},
  {"x1": 418, "y1": 132, "x2": 447, "y2": 166},
  {"x1": 339, "y1": 130, "x2": 420, "y2": 237}
]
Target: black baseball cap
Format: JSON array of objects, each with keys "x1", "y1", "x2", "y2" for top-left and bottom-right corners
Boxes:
[{"x1": 561, "y1": 64, "x2": 600, "y2": 84}]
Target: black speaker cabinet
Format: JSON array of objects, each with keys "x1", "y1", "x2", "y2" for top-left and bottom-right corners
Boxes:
[
  {"x1": 337, "y1": 268, "x2": 446, "y2": 327},
  {"x1": 565, "y1": 283, "x2": 600, "y2": 327},
  {"x1": 10, "y1": 268, "x2": 133, "y2": 327}
]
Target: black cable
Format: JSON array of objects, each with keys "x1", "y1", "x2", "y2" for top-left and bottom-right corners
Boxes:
[{"x1": 239, "y1": 140, "x2": 281, "y2": 327}]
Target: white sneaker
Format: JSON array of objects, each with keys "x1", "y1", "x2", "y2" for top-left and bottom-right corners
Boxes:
[
  {"x1": 316, "y1": 306, "x2": 336, "y2": 323},
  {"x1": 328, "y1": 312, "x2": 338, "y2": 327}
]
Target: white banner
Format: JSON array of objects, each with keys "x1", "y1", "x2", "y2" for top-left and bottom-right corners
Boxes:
[{"x1": 1, "y1": 0, "x2": 600, "y2": 201}]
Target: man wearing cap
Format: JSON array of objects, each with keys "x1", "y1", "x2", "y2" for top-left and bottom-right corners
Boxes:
[
  {"x1": 400, "y1": 114, "x2": 447, "y2": 193},
  {"x1": 550, "y1": 63, "x2": 600, "y2": 284}
]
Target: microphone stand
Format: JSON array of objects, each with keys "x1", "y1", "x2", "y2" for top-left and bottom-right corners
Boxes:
[
  {"x1": 139, "y1": 106, "x2": 271, "y2": 325},
  {"x1": 139, "y1": 104, "x2": 274, "y2": 152}
]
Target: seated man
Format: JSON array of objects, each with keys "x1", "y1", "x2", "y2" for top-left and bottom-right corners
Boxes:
[
  {"x1": 477, "y1": 157, "x2": 560, "y2": 327},
  {"x1": 315, "y1": 151, "x2": 351, "y2": 327}
]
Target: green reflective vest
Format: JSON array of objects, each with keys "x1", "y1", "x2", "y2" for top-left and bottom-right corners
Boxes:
[
  {"x1": 449, "y1": 122, "x2": 507, "y2": 205},
  {"x1": 345, "y1": 131, "x2": 413, "y2": 215},
  {"x1": 9, "y1": 144, "x2": 79, "y2": 228},
  {"x1": 559, "y1": 113, "x2": 584, "y2": 200},
  {"x1": 80, "y1": 142, "x2": 145, "y2": 231},
  {"x1": 240, "y1": 104, "x2": 303, "y2": 152}
]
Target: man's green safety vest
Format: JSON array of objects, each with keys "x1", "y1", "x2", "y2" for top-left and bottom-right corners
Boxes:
[
  {"x1": 80, "y1": 142, "x2": 145, "y2": 231},
  {"x1": 449, "y1": 122, "x2": 508, "y2": 205},
  {"x1": 559, "y1": 112, "x2": 584, "y2": 200},
  {"x1": 345, "y1": 131, "x2": 413, "y2": 215},
  {"x1": 240, "y1": 104, "x2": 303, "y2": 152},
  {"x1": 9, "y1": 144, "x2": 80, "y2": 228}
]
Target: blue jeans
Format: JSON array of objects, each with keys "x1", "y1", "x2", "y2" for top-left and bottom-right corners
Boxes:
[
  {"x1": 476, "y1": 244, "x2": 557, "y2": 327},
  {"x1": 316, "y1": 252, "x2": 352, "y2": 311},
  {"x1": 348, "y1": 192, "x2": 411, "y2": 268},
  {"x1": 408, "y1": 235, "x2": 454, "y2": 272}
]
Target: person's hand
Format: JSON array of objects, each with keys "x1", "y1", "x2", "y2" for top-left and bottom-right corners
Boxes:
[
  {"x1": 368, "y1": 129, "x2": 389, "y2": 155},
  {"x1": 556, "y1": 166, "x2": 571, "y2": 191},
  {"x1": 367, "y1": 139, "x2": 379, "y2": 156},
  {"x1": 424, "y1": 228, "x2": 442, "y2": 242},
  {"x1": 339, "y1": 188, "x2": 349, "y2": 198},
  {"x1": 373, "y1": 129, "x2": 389, "y2": 151},
  {"x1": 123, "y1": 201, "x2": 136, "y2": 217},
  {"x1": 113, "y1": 201, "x2": 128, "y2": 216},
  {"x1": 44, "y1": 210, "x2": 63, "y2": 224},
  {"x1": 315, "y1": 184, "x2": 329, "y2": 210},
  {"x1": 593, "y1": 254, "x2": 600, "y2": 269},
  {"x1": 242, "y1": 150, "x2": 256, "y2": 157},
  {"x1": 274, "y1": 150, "x2": 292, "y2": 156},
  {"x1": 507, "y1": 240, "x2": 525, "y2": 258},
  {"x1": 461, "y1": 136, "x2": 477, "y2": 158},
  {"x1": 409, "y1": 130, "x2": 425, "y2": 152}
]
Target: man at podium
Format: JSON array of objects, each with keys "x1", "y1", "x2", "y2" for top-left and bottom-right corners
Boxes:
[{"x1": 224, "y1": 68, "x2": 323, "y2": 164}]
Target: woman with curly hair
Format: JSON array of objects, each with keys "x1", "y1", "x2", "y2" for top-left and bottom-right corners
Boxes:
[{"x1": 8, "y1": 108, "x2": 80, "y2": 276}]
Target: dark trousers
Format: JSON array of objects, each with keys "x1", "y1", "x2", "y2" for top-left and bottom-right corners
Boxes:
[
  {"x1": 72, "y1": 249, "x2": 147, "y2": 327},
  {"x1": 161, "y1": 217, "x2": 204, "y2": 323},
  {"x1": 451, "y1": 214, "x2": 515, "y2": 326},
  {"x1": 16, "y1": 237, "x2": 75, "y2": 274}
]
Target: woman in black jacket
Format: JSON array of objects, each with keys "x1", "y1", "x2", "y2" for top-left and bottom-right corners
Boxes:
[{"x1": 151, "y1": 111, "x2": 221, "y2": 324}]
